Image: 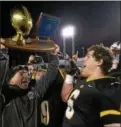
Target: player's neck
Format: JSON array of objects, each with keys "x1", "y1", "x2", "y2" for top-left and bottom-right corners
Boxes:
[{"x1": 86, "y1": 71, "x2": 105, "y2": 82}]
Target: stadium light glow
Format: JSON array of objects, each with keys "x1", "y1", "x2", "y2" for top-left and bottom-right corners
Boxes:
[{"x1": 61, "y1": 25, "x2": 75, "y2": 38}]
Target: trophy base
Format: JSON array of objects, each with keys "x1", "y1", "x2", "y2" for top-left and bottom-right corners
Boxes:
[
  {"x1": 2, "y1": 38, "x2": 55, "y2": 52},
  {"x1": 12, "y1": 34, "x2": 26, "y2": 45}
]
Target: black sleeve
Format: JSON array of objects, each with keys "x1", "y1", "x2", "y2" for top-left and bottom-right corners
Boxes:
[
  {"x1": 34, "y1": 54, "x2": 59, "y2": 98},
  {"x1": 0, "y1": 48, "x2": 9, "y2": 86},
  {"x1": 0, "y1": 91, "x2": 5, "y2": 114},
  {"x1": 0, "y1": 92, "x2": 4, "y2": 125}
]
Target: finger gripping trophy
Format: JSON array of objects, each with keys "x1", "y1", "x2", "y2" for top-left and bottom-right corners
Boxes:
[{"x1": 11, "y1": 5, "x2": 33, "y2": 45}]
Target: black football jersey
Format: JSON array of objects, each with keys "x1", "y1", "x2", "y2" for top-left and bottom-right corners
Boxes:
[
  {"x1": 40, "y1": 69, "x2": 66, "y2": 127},
  {"x1": 62, "y1": 77, "x2": 121, "y2": 127}
]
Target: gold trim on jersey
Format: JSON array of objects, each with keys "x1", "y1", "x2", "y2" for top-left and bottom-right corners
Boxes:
[
  {"x1": 100, "y1": 109, "x2": 121, "y2": 117},
  {"x1": 58, "y1": 68, "x2": 65, "y2": 79},
  {"x1": 86, "y1": 76, "x2": 116, "y2": 82}
]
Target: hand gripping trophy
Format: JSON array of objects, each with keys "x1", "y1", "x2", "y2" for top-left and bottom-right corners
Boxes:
[{"x1": 10, "y1": 5, "x2": 33, "y2": 45}]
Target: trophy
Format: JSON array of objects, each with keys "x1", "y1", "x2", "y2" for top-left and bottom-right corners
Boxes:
[
  {"x1": 1, "y1": 12, "x2": 60, "y2": 52},
  {"x1": 10, "y1": 5, "x2": 33, "y2": 45}
]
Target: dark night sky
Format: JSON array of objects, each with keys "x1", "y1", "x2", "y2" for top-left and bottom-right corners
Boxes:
[{"x1": 0, "y1": 1, "x2": 121, "y2": 56}]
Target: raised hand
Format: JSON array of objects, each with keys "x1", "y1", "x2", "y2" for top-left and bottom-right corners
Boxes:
[
  {"x1": 0, "y1": 38, "x2": 6, "y2": 48},
  {"x1": 51, "y1": 44, "x2": 60, "y2": 55}
]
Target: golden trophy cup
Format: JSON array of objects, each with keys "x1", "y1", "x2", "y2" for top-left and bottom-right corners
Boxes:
[{"x1": 11, "y1": 5, "x2": 33, "y2": 45}]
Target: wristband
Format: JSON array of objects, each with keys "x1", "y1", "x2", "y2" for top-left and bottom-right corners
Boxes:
[{"x1": 64, "y1": 74, "x2": 73, "y2": 84}]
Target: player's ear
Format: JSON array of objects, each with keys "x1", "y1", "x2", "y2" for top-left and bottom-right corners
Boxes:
[{"x1": 97, "y1": 59, "x2": 103, "y2": 66}]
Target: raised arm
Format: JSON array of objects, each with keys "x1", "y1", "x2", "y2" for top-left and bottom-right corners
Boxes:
[
  {"x1": 0, "y1": 38, "x2": 9, "y2": 86},
  {"x1": 34, "y1": 44, "x2": 60, "y2": 98}
]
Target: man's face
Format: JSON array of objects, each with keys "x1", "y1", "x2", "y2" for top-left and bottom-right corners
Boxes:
[
  {"x1": 9, "y1": 70, "x2": 30, "y2": 89},
  {"x1": 81, "y1": 50, "x2": 101, "y2": 77}
]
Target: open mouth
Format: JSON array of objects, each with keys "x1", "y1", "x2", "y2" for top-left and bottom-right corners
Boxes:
[
  {"x1": 21, "y1": 80, "x2": 28, "y2": 84},
  {"x1": 21, "y1": 79, "x2": 29, "y2": 86}
]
